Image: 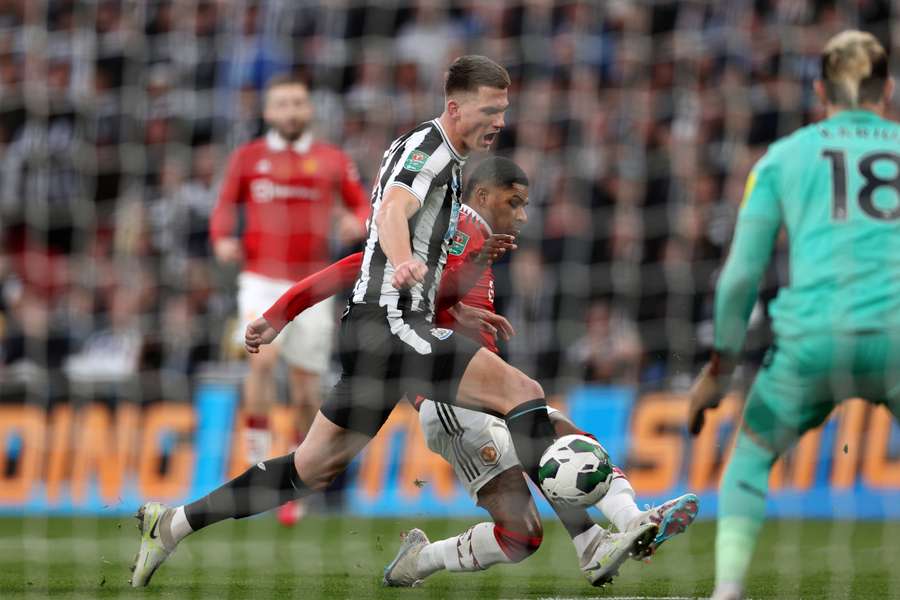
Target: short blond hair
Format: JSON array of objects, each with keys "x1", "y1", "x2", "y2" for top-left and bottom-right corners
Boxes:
[{"x1": 821, "y1": 30, "x2": 889, "y2": 107}]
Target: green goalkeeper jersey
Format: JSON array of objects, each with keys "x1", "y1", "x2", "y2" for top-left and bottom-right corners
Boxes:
[{"x1": 714, "y1": 110, "x2": 900, "y2": 356}]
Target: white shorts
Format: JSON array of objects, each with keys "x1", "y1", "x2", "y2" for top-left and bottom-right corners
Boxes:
[
  {"x1": 235, "y1": 271, "x2": 335, "y2": 374},
  {"x1": 418, "y1": 399, "x2": 521, "y2": 500}
]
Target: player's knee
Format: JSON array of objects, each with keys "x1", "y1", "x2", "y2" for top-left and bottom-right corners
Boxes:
[
  {"x1": 511, "y1": 372, "x2": 543, "y2": 403},
  {"x1": 493, "y1": 521, "x2": 543, "y2": 563},
  {"x1": 293, "y1": 449, "x2": 347, "y2": 492}
]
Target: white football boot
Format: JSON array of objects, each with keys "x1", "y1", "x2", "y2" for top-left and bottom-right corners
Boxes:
[
  {"x1": 580, "y1": 521, "x2": 657, "y2": 586},
  {"x1": 382, "y1": 528, "x2": 429, "y2": 587},
  {"x1": 710, "y1": 581, "x2": 744, "y2": 599},
  {"x1": 129, "y1": 501, "x2": 175, "y2": 587},
  {"x1": 628, "y1": 492, "x2": 699, "y2": 555}
]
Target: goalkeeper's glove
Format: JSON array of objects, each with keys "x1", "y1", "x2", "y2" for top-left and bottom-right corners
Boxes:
[{"x1": 687, "y1": 351, "x2": 736, "y2": 436}]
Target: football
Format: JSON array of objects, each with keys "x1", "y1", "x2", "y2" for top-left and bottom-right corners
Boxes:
[{"x1": 537, "y1": 434, "x2": 614, "y2": 506}]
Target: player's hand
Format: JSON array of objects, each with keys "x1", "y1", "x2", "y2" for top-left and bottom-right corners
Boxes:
[
  {"x1": 472, "y1": 234, "x2": 517, "y2": 265},
  {"x1": 391, "y1": 258, "x2": 428, "y2": 289},
  {"x1": 214, "y1": 238, "x2": 243, "y2": 263},
  {"x1": 687, "y1": 354, "x2": 734, "y2": 436},
  {"x1": 335, "y1": 210, "x2": 365, "y2": 247},
  {"x1": 451, "y1": 303, "x2": 516, "y2": 341},
  {"x1": 244, "y1": 316, "x2": 279, "y2": 353}
]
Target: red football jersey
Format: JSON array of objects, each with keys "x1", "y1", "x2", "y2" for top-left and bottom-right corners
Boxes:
[
  {"x1": 435, "y1": 204, "x2": 498, "y2": 352},
  {"x1": 210, "y1": 131, "x2": 369, "y2": 281}
]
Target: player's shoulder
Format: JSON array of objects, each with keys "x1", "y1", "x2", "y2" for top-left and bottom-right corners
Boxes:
[
  {"x1": 750, "y1": 124, "x2": 819, "y2": 176},
  {"x1": 232, "y1": 137, "x2": 268, "y2": 160},
  {"x1": 309, "y1": 139, "x2": 345, "y2": 157},
  {"x1": 458, "y1": 204, "x2": 490, "y2": 239}
]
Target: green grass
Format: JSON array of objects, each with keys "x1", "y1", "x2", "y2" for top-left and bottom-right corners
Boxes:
[{"x1": 1, "y1": 515, "x2": 898, "y2": 599}]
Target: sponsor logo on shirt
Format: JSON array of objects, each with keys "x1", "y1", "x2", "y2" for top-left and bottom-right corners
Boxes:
[{"x1": 250, "y1": 179, "x2": 319, "y2": 203}]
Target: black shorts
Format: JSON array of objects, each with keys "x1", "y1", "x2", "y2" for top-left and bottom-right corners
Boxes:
[{"x1": 320, "y1": 304, "x2": 482, "y2": 437}]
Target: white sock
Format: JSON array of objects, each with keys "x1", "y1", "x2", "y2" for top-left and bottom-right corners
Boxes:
[
  {"x1": 416, "y1": 539, "x2": 451, "y2": 578},
  {"x1": 597, "y1": 473, "x2": 644, "y2": 531},
  {"x1": 417, "y1": 523, "x2": 513, "y2": 577},
  {"x1": 169, "y1": 506, "x2": 193, "y2": 544},
  {"x1": 572, "y1": 524, "x2": 603, "y2": 558},
  {"x1": 244, "y1": 427, "x2": 272, "y2": 466}
]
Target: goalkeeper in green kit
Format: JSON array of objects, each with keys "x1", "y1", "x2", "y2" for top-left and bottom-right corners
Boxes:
[{"x1": 687, "y1": 30, "x2": 900, "y2": 600}]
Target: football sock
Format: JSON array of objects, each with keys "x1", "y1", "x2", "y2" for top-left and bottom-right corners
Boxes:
[
  {"x1": 597, "y1": 468, "x2": 644, "y2": 531},
  {"x1": 243, "y1": 415, "x2": 271, "y2": 466},
  {"x1": 572, "y1": 524, "x2": 604, "y2": 559},
  {"x1": 715, "y1": 429, "x2": 773, "y2": 588},
  {"x1": 552, "y1": 503, "x2": 596, "y2": 539},
  {"x1": 504, "y1": 399, "x2": 557, "y2": 483},
  {"x1": 417, "y1": 523, "x2": 536, "y2": 576},
  {"x1": 182, "y1": 452, "x2": 309, "y2": 531}
]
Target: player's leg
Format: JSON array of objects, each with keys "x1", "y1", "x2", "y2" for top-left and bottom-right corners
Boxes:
[
  {"x1": 713, "y1": 339, "x2": 835, "y2": 600},
  {"x1": 548, "y1": 408, "x2": 698, "y2": 552},
  {"x1": 242, "y1": 343, "x2": 279, "y2": 462},
  {"x1": 452, "y1": 347, "x2": 557, "y2": 490},
  {"x1": 278, "y1": 299, "x2": 334, "y2": 524},
  {"x1": 385, "y1": 401, "x2": 655, "y2": 587},
  {"x1": 131, "y1": 309, "x2": 399, "y2": 587},
  {"x1": 235, "y1": 273, "x2": 283, "y2": 465},
  {"x1": 129, "y1": 411, "x2": 371, "y2": 587}
]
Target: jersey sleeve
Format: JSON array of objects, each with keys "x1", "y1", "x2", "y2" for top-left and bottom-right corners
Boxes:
[
  {"x1": 210, "y1": 148, "x2": 245, "y2": 243},
  {"x1": 713, "y1": 153, "x2": 783, "y2": 356},
  {"x1": 338, "y1": 152, "x2": 371, "y2": 224},
  {"x1": 263, "y1": 252, "x2": 363, "y2": 332},
  {"x1": 386, "y1": 142, "x2": 450, "y2": 206}
]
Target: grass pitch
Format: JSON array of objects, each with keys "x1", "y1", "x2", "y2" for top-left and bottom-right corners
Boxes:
[{"x1": 1, "y1": 515, "x2": 898, "y2": 599}]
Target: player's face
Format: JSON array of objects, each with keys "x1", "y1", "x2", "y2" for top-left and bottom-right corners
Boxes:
[
  {"x1": 263, "y1": 83, "x2": 313, "y2": 141},
  {"x1": 481, "y1": 182, "x2": 529, "y2": 236},
  {"x1": 455, "y1": 86, "x2": 509, "y2": 151}
]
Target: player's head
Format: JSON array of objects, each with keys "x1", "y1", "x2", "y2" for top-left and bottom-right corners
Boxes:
[
  {"x1": 815, "y1": 30, "x2": 893, "y2": 113},
  {"x1": 444, "y1": 55, "x2": 510, "y2": 152},
  {"x1": 263, "y1": 74, "x2": 313, "y2": 141},
  {"x1": 463, "y1": 156, "x2": 529, "y2": 236}
]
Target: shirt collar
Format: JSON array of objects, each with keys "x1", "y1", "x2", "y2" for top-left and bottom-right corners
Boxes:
[
  {"x1": 827, "y1": 109, "x2": 882, "y2": 123},
  {"x1": 266, "y1": 130, "x2": 314, "y2": 154},
  {"x1": 461, "y1": 203, "x2": 493, "y2": 235},
  {"x1": 432, "y1": 119, "x2": 466, "y2": 161}
]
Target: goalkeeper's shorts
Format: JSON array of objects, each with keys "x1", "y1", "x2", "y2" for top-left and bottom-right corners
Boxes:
[{"x1": 741, "y1": 331, "x2": 900, "y2": 453}]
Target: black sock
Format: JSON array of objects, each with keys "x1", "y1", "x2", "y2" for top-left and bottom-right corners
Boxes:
[
  {"x1": 184, "y1": 452, "x2": 309, "y2": 531},
  {"x1": 552, "y1": 505, "x2": 596, "y2": 539},
  {"x1": 504, "y1": 398, "x2": 556, "y2": 484}
]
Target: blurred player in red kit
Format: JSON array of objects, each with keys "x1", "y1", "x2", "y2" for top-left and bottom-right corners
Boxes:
[{"x1": 210, "y1": 74, "x2": 368, "y2": 524}]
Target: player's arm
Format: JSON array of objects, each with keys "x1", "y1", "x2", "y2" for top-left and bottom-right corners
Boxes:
[
  {"x1": 376, "y1": 185, "x2": 427, "y2": 289},
  {"x1": 210, "y1": 149, "x2": 245, "y2": 263},
  {"x1": 689, "y1": 158, "x2": 783, "y2": 435},
  {"x1": 245, "y1": 253, "x2": 363, "y2": 353},
  {"x1": 339, "y1": 153, "x2": 372, "y2": 227}
]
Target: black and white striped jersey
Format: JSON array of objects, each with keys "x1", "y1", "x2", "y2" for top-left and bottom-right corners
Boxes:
[{"x1": 350, "y1": 119, "x2": 466, "y2": 320}]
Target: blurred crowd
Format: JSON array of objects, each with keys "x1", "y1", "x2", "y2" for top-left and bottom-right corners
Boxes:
[{"x1": 0, "y1": 0, "x2": 897, "y2": 404}]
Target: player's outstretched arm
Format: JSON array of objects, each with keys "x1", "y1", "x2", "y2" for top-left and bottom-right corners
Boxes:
[{"x1": 243, "y1": 253, "x2": 364, "y2": 355}]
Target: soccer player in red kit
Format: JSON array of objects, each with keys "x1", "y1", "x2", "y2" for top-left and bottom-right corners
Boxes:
[
  {"x1": 210, "y1": 74, "x2": 368, "y2": 524},
  {"x1": 246, "y1": 157, "x2": 698, "y2": 587}
]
